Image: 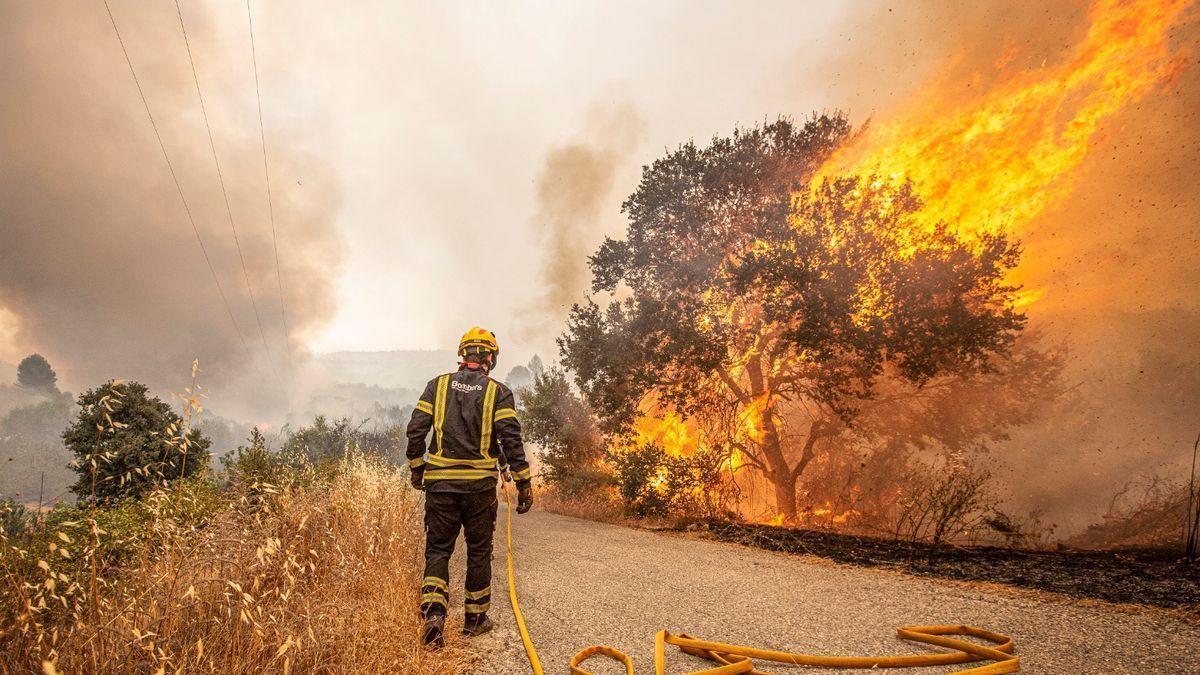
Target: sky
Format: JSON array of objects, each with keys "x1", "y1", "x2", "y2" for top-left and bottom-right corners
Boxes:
[
  {"x1": 0, "y1": 0, "x2": 962, "y2": 380},
  {"x1": 266, "y1": 1, "x2": 863, "y2": 367}
]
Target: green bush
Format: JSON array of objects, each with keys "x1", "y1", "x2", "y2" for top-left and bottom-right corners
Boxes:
[
  {"x1": 63, "y1": 381, "x2": 210, "y2": 504},
  {"x1": 521, "y1": 369, "x2": 610, "y2": 496},
  {"x1": 281, "y1": 416, "x2": 395, "y2": 471},
  {"x1": 221, "y1": 428, "x2": 285, "y2": 486},
  {"x1": 612, "y1": 446, "x2": 669, "y2": 517},
  {"x1": 31, "y1": 477, "x2": 225, "y2": 569},
  {"x1": 612, "y1": 444, "x2": 738, "y2": 520},
  {"x1": 0, "y1": 498, "x2": 34, "y2": 538}
]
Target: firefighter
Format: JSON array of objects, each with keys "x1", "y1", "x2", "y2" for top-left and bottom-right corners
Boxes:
[{"x1": 406, "y1": 326, "x2": 534, "y2": 648}]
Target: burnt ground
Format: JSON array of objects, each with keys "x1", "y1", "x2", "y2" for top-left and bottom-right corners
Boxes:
[{"x1": 688, "y1": 520, "x2": 1200, "y2": 613}]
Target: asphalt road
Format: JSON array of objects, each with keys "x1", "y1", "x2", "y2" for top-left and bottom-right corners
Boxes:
[{"x1": 444, "y1": 509, "x2": 1200, "y2": 673}]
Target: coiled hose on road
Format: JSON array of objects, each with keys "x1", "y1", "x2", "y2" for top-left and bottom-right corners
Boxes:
[{"x1": 500, "y1": 483, "x2": 1020, "y2": 674}]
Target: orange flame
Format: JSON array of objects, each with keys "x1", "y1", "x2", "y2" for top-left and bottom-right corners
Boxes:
[
  {"x1": 739, "y1": 393, "x2": 770, "y2": 445},
  {"x1": 817, "y1": 0, "x2": 1192, "y2": 262},
  {"x1": 757, "y1": 505, "x2": 860, "y2": 528},
  {"x1": 630, "y1": 407, "x2": 697, "y2": 457}
]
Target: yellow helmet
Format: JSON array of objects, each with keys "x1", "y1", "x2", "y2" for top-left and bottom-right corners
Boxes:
[{"x1": 458, "y1": 326, "x2": 500, "y2": 357}]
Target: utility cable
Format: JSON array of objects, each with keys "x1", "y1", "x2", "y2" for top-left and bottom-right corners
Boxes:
[
  {"x1": 245, "y1": 0, "x2": 292, "y2": 366},
  {"x1": 174, "y1": 0, "x2": 278, "y2": 378},
  {"x1": 102, "y1": 0, "x2": 256, "y2": 372}
]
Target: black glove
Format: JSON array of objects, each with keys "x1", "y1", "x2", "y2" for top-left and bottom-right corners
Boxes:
[
  {"x1": 410, "y1": 468, "x2": 425, "y2": 491},
  {"x1": 516, "y1": 484, "x2": 533, "y2": 514}
]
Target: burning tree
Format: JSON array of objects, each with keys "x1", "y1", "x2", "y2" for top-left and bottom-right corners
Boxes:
[{"x1": 561, "y1": 117, "x2": 1026, "y2": 523}]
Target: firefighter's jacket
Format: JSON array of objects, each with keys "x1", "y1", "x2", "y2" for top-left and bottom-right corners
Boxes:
[{"x1": 406, "y1": 366, "x2": 532, "y2": 493}]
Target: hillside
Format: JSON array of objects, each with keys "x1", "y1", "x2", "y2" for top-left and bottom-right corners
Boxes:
[{"x1": 314, "y1": 350, "x2": 458, "y2": 391}]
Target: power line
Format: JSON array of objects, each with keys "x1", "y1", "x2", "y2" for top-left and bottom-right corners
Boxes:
[
  {"x1": 102, "y1": 0, "x2": 256, "y2": 370},
  {"x1": 245, "y1": 0, "x2": 292, "y2": 366},
  {"x1": 173, "y1": 0, "x2": 278, "y2": 378}
]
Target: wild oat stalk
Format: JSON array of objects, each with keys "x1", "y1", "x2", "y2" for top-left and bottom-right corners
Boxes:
[{"x1": 1, "y1": 364, "x2": 470, "y2": 672}]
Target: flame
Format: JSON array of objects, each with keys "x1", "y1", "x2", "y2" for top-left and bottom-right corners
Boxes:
[
  {"x1": 622, "y1": 0, "x2": 1194, "y2": 529},
  {"x1": 739, "y1": 393, "x2": 770, "y2": 445},
  {"x1": 631, "y1": 407, "x2": 697, "y2": 456},
  {"x1": 818, "y1": 0, "x2": 1192, "y2": 253},
  {"x1": 758, "y1": 504, "x2": 861, "y2": 528}
]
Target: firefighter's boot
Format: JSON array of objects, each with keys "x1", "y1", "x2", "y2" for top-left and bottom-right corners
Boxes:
[
  {"x1": 422, "y1": 614, "x2": 446, "y2": 649},
  {"x1": 462, "y1": 613, "x2": 494, "y2": 637}
]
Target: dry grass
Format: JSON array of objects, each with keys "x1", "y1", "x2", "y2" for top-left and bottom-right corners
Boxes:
[
  {"x1": 1, "y1": 453, "x2": 472, "y2": 673},
  {"x1": 538, "y1": 488, "x2": 629, "y2": 527}
]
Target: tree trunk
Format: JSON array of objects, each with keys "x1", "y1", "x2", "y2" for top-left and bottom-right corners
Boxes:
[
  {"x1": 771, "y1": 467, "x2": 799, "y2": 523},
  {"x1": 761, "y1": 411, "x2": 822, "y2": 525},
  {"x1": 759, "y1": 399, "x2": 799, "y2": 523}
]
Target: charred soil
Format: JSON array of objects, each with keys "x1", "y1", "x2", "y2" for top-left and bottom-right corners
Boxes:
[{"x1": 692, "y1": 520, "x2": 1200, "y2": 613}]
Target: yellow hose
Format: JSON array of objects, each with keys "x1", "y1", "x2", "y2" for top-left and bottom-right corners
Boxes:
[
  {"x1": 503, "y1": 480, "x2": 545, "y2": 675},
  {"x1": 500, "y1": 484, "x2": 1019, "y2": 674}
]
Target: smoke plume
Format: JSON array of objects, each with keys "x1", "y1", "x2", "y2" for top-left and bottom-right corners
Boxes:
[
  {"x1": 519, "y1": 103, "x2": 646, "y2": 342},
  {"x1": 0, "y1": 1, "x2": 343, "y2": 418}
]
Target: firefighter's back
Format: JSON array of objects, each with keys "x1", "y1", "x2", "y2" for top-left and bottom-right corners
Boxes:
[{"x1": 415, "y1": 368, "x2": 509, "y2": 491}]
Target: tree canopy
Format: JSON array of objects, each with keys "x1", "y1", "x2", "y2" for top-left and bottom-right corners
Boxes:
[
  {"x1": 520, "y1": 368, "x2": 605, "y2": 495},
  {"x1": 16, "y1": 354, "x2": 57, "y2": 393},
  {"x1": 504, "y1": 364, "x2": 534, "y2": 393},
  {"x1": 560, "y1": 116, "x2": 1027, "y2": 521}
]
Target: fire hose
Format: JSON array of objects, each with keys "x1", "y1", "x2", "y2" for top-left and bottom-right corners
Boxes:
[{"x1": 499, "y1": 482, "x2": 1021, "y2": 674}]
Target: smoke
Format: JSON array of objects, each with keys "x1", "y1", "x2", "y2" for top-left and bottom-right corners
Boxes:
[
  {"x1": 0, "y1": 1, "x2": 343, "y2": 419},
  {"x1": 819, "y1": 0, "x2": 1200, "y2": 531},
  {"x1": 519, "y1": 103, "x2": 646, "y2": 342},
  {"x1": 808, "y1": 2, "x2": 1092, "y2": 123}
]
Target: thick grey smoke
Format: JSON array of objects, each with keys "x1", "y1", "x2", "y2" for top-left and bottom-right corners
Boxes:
[
  {"x1": 519, "y1": 103, "x2": 646, "y2": 342},
  {"x1": 0, "y1": 1, "x2": 343, "y2": 419}
]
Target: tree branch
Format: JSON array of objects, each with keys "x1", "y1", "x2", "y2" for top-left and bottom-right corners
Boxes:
[
  {"x1": 791, "y1": 422, "x2": 824, "y2": 479},
  {"x1": 731, "y1": 441, "x2": 768, "y2": 473},
  {"x1": 715, "y1": 365, "x2": 751, "y2": 405}
]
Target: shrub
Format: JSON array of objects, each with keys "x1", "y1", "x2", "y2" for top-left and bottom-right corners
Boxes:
[
  {"x1": 612, "y1": 444, "x2": 738, "y2": 520},
  {"x1": 613, "y1": 446, "x2": 670, "y2": 517},
  {"x1": 0, "y1": 497, "x2": 34, "y2": 538},
  {"x1": 521, "y1": 369, "x2": 609, "y2": 496},
  {"x1": 1068, "y1": 476, "x2": 1187, "y2": 550},
  {"x1": 281, "y1": 415, "x2": 394, "y2": 468},
  {"x1": 221, "y1": 428, "x2": 286, "y2": 486},
  {"x1": 892, "y1": 455, "x2": 993, "y2": 544},
  {"x1": 1, "y1": 454, "x2": 460, "y2": 672},
  {"x1": 63, "y1": 381, "x2": 210, "y2": 504}
]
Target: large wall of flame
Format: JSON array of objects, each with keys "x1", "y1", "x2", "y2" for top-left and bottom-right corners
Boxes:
[
  {"x1": 819, "y1": 0, "x2": 1199, "y2": 530},
  {"x1": 0, "y1": 1, "x2": 344, "y2": 417}
]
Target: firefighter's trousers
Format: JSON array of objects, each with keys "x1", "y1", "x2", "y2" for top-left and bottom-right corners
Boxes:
[{"x1": 420, "y1": 490, "x2": 496, "y2": 619}]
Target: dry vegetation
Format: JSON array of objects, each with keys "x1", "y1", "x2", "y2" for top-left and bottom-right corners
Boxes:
[
  {"x1": 537, "y1": 488, "x2": 628, "y2": 527},
  {"x1": 0, "y1": 454, "x2": 471, "y2": 673}
]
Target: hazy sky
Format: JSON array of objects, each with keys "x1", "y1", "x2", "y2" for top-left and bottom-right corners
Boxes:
[
  {"x1": 1, "y1": 0, "x2": 959, "y2": 378},
  {"x1": 266, "y1": 1, "x2": 866, "y2": 367},
  {"x1": 235, "y1": 0, "x2": 910, "y2": 368},
  {"x1": 3, "y1": 1, "x2": 1196, "y2": 528}
]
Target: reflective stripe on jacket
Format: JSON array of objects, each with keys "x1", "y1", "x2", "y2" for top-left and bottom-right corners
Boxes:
[{"x1": 406, "y1": 366, "x2": 531, "y2": 492}]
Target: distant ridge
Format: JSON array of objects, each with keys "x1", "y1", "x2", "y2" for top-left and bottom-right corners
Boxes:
[{"x1": 314, "y1": 349, "x2": 458, "y2": 391}]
